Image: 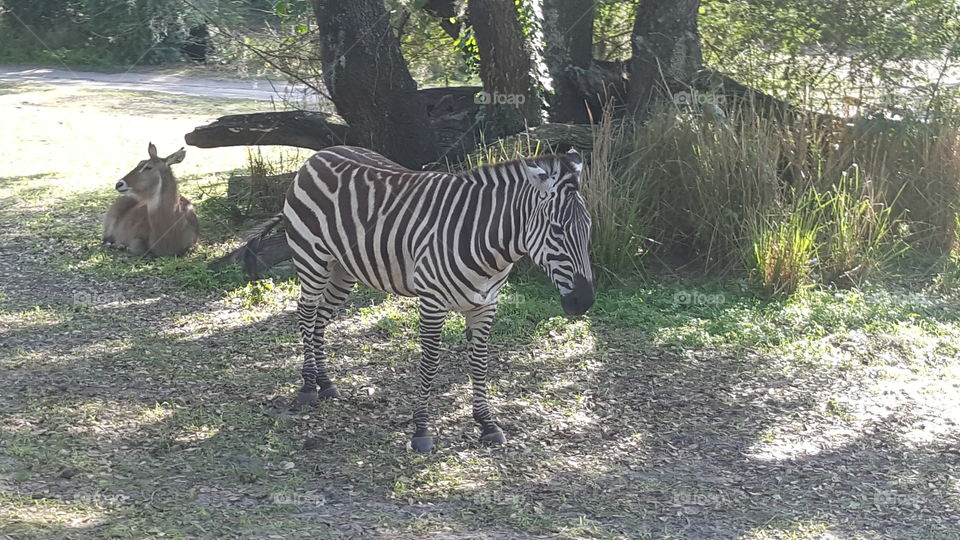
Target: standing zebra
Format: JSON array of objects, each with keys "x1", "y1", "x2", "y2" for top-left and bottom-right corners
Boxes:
[{"x1": 226, "y1": 145, "x2": 594, "y2": 452}]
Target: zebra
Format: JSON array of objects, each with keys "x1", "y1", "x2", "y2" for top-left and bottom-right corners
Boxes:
[{"x1": 222, "y1": 145, "x2": 594, "y2": 452}]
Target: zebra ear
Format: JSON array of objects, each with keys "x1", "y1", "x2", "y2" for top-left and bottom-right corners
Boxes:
[
  {"x1": 524, "y1": 164, "x2": 554, "y2": 193},
  {"x1": 566, "y1": 148, "x2": 583, "y2": 174}
]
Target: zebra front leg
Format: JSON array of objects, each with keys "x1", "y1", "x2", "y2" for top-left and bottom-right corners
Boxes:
[
  {"x1": 411, "y1": 299, "x2": 448, "y2": 453},
  {"x1": 465, "y1": 304, "x2": 506, "y2": 444}
]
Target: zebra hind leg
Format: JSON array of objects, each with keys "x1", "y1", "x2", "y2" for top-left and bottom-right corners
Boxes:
[
  {"x1": 411, "y1": 298, "x2": 448, "y2": 453},
  {"x1": 291, "y1": 272, "x2": 329, "y2": 409},
  {"x1": 311, "y1": 263, "x2": 357, "y2": 399},
  {"x1": 292, "y1": 262, "x2": 357, "y2": 409},
  {"x1": 465, "y1": 304, "x2": 506, "y2": 445}
]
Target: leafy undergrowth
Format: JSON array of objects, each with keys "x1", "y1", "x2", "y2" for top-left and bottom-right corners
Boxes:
[{"x1": 2, "y1": 82, "x2": 959, "y2": 539}]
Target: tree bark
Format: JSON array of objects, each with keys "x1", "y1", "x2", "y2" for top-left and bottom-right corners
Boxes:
[
  {"x1": 423, "y1": 0, "x2": 462, "y2": 40},
  {"x1": 468, "y1": 0, "x2": 541, "y2": 136},
  {"x1": 311, "y1": 0, "x2": 437, "y2": 168},
  {"x1": 541, "y1": 0, "x2": 595, "y2": 123},
  {"x1": 628, "y1": 0, "x2": 703, "y2": 115}
]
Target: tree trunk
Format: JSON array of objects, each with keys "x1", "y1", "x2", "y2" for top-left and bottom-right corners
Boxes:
[
  {"x1": 468, "y1": 0, "x2": 541, "y2": 136},
  {"x1": 541, "y1": 0, "x2": 595, "y2": 123},
  {"x1": 311, "y1": 0, "x2": 437, "y2": 168},
  {"x1": 628, "y1": 0, "x2": 703, "y2": 115}
]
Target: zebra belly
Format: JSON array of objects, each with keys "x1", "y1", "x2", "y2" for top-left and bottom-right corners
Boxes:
[
  {"x1": 287, "y1": 210, "x2": 506, "y2": 310},
  {"x1": 284, "y1": 209, "x2": 417, "y2": 297},
  {"x1": 316, "y1": 231, "x2": 417, "y2": 297}
]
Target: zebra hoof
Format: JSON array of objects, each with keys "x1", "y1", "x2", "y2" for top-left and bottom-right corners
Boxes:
[
  {"x1": 318, "y1": 386, "x2": 341, "y2": 399},
  {"x1": 290, "y1": 390, "x2": 318, "y2": 410},
  {"x1": 480, "y1": 427, "x2": 506, "y2": 445},
  {"x1": 410, "y1": 435, "x2": 434, "y2": 453}
]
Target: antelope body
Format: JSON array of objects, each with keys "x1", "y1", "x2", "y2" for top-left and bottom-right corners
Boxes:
[{"x1": 103, "y1": 143, "x2": 199, "y2": 257}]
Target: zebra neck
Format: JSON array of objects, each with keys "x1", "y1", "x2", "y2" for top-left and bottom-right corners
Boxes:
[
  {"x1": 514, "y1": 185, "x2": 540, "y2": 261},
  {"x1": 475, "y1": 162, "x2": 539, "y2": 264}
]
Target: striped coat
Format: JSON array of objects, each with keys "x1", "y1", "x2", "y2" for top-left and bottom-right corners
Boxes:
[{"x1": 242, "y1": 145, "x2": 593, "y2": 452}]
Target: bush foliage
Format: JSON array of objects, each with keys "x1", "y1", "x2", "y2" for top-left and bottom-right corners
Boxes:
[
  {"x1": 581, "y1": 99, "x2": 958, "y2": 292},
  {"x1": 0, "y1": 0, "x2": 236, "y2": 65}
]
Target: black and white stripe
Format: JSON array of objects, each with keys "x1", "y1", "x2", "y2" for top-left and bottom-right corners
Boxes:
[{"x1": 282, "y1": 145, "x2": 593, "y2": 452}]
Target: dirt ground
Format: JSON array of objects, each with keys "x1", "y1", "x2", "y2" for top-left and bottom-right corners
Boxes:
[{"x1": 1, "y1": 80, "x2": 959, "y2": 539}]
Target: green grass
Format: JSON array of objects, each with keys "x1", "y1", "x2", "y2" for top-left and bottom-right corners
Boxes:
[{"x1": 13, "y1": 172, "x2": 248, "y2": 292}]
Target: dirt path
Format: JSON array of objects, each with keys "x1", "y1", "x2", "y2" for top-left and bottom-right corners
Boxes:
[{"x1": 0, "y1": 65, "x2": 314, "y2": 102}]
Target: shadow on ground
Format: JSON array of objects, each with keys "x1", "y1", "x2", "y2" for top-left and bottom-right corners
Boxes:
[{"x1": 1, "y1": 188, "x2": 958, "y2": 538}]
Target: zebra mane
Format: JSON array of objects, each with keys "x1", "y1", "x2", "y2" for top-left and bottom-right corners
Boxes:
[{"x1": 462, "y1": 152, "x2": 581, "y2": 182}]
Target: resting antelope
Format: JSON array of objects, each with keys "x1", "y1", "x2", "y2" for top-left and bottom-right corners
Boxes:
[{"x1": 103, "y1": 143, "x2": 199, "y2": 257}]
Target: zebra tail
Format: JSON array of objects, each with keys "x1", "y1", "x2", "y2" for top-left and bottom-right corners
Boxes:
[{"x1": 209, "y1": 214, "x2": 292, "y2": 279}]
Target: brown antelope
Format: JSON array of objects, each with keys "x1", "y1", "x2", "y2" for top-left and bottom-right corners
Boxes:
[{"x1": 103, "y1": 143, "x2": 199, "y2": 257}]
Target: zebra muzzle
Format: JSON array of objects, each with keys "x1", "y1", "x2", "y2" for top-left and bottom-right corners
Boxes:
[{"x1": 560, "y1": 274, "x2": 594, "y2": 316}]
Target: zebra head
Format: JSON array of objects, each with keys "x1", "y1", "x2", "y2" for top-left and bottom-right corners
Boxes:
[{"x1": 523, "y1": 148, "x2": 595, "y2": 316}]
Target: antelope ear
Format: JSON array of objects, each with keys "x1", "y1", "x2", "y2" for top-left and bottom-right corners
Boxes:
[
  {"x1": 566, "y1": 148, "x2": 583, "y2": 174},
  {"x1": 165, "y1": 147, "x2": 186, "y2": 165},
  {"x1": 148, "y1": 142, "x2": 158, "y2": 160}
]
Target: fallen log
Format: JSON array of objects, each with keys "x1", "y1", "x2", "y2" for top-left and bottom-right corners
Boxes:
[
  {"x1": 184, "y1": 110, "x2": 353, "y2": 150},
  {"x1": 185, "y1": 72, "x2": 830, "y2": 171},
  {"x1": 496, "y1": 122, "x2": 595, "y2": 154},
  {"x1": 185, "y1": 86, "x2": 485, "y2": 157}
]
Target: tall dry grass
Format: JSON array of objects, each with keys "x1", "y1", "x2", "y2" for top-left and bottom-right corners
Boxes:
[
  {"x1": 583, "y1": 95, "x2": 960, "y2": 292},
  {"x1": 822, "y1": 119, "x2": 960, "y2": 255},
  {"x1": 578, "y1": 107, "x2": 649, "y2": 282},
  {"x1": 614, "y1": 104, "x2": 783, "y2": 273}
]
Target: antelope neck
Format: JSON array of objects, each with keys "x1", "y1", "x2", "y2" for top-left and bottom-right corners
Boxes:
[{"x1": 147, "y1": 172, "x2": 180, "y2": 214}]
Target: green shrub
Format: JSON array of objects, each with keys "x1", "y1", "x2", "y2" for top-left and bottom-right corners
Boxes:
[
  {"x1": 577, "y1": 98, "x2": 958, "y2": 293},
  {"x1": 750, "y1": 190, "x2": 823, "y2": 295}
]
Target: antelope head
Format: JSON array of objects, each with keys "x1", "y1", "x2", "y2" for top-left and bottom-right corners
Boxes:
[{"x1": 115, "y1": 143, "x2": 185, "y2": 200}]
